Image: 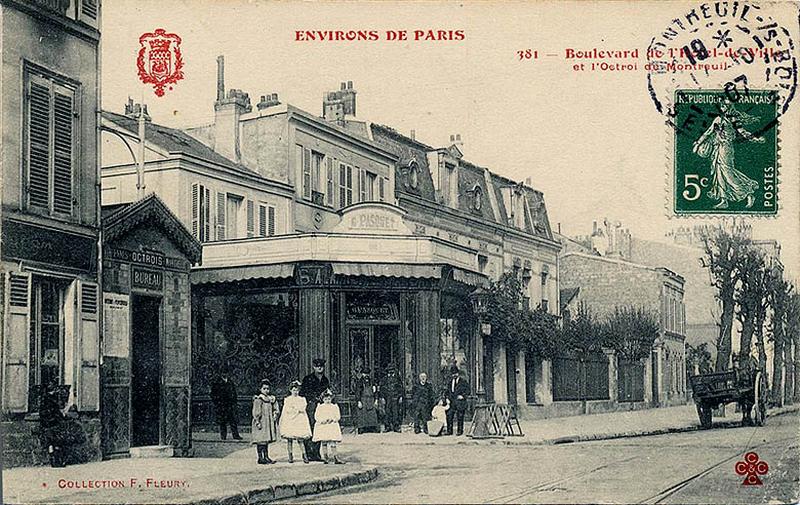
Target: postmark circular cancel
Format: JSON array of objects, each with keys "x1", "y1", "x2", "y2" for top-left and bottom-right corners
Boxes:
[{"x1": 646, "y1": 2, "x2": 797, "y2": 123}]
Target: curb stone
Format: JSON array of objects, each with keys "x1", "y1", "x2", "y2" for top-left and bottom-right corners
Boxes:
[
  {"x1": 455, "y1": 405, "x2": 799, "y2": 448},
  {"x1": 187, "y1": 469, "x2": 378, "y2": 504}
]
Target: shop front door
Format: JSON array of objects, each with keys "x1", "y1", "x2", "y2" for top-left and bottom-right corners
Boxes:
[
  {"x1": 131, "y1": 295, "x2": 161, "y2": 447},
  {"x1": 348, "y1": 325, "x2": 402, "y2": 384}
]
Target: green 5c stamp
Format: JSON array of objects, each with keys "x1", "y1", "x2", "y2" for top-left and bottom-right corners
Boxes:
[{"x1": 674, "y1": 90, "x2": 777, "y2": 215}]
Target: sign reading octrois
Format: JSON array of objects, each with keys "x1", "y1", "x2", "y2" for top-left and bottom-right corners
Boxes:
[{"x1": 333, "y1": 202, "x2": 414, "y2": 235}]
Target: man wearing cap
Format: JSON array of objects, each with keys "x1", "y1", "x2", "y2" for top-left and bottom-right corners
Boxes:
[
  {"x1": 300, "y1": 358, "x2": 330, "y2": 461},
  {"x1": 380, "y1": 365, "x2": 404, "y2": 433},
  {"x1": 445, "y1": 365, "x2": 470, "y2": 436}
]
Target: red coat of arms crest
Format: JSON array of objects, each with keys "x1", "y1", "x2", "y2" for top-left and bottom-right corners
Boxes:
[{"x1": 137, "y1": 28, "x2": 184, "y2": 97}]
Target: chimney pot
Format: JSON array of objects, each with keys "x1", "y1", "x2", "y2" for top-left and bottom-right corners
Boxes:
[
  {"x1": 216, "y1": 55, "x2": 225, "y2": 102},
  {"x1": 410, "y1": 129, "x2": 416, "y2": 140},
  {"x1": 341, "y1": 82, "x2": 346, "y2": 90},
  {"x1": 525, "y1": 177, "x2": 532, "y2": 186},
  {"x1": 347, "y1": 81, "x2": 353, "y2": 89},
  {"x1": 271, "y1": 93, "x2": 278, "y2": 100},
  {"x1": 450, "y1": 134, "x2": 455, "y2": 142},
  {"x1": 456, "y1": 134, "x2": 461, "y2": 141},
  {"x1": 260, "y1": 95, "x2": 266, "y2": 102}
]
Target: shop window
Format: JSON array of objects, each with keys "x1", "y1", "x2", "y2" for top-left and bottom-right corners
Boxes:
[{"x1": 25, "y1": 66, "x2": 78, "y2": 218}]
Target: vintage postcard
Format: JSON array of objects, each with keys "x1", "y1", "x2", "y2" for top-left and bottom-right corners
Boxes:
[{"x1": 1, "y1": 1, "x2": 799, "y2": 504}]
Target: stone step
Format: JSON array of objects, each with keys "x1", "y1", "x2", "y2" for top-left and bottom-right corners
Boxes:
[{"x1": 129, "y1": 445, "x2": 174, "y2": 458}]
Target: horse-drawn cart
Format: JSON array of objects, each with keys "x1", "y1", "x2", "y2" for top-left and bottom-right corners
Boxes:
[{"x1": 689, "y1": 368, "x2": 767, "y2": 429}]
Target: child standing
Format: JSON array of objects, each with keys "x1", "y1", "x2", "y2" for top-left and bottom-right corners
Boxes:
[
  {"x1": 279, "y1": 380, "x2": 311, "y2": 463},
  {"x1": 251, "y1": 379, "x2": 279, "y2": 464},
  {"x1": 427, "y1": 396, "x2": 450, "y2": 436},
  {"x1": 312, "y1": 389, "x2": 344, "y2": 464}
]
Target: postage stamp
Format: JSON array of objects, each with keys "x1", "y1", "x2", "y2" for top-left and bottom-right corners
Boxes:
[{"x1": 673, "y1": 89, "x2": 778, "y2": 215}]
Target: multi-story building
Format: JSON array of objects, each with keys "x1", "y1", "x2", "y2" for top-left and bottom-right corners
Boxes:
[
  {"x1": 100, "y1": 57, "x2": 562, "y2": 424},
  {"x1": 1, "y1": 0, "x2": 102, "y2": 466},
  {"x1": 560, "y1": 252, "x2": 688, "y2": 407}
]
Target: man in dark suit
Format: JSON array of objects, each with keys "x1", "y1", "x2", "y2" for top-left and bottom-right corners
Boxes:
[
  {"x1": 380, "y1": 365, "x2": 404, "y2": 432},
  {"x1": 445, "y1": 365, "x2": 470, "y2": 436},
  {"x1": 300, "y1": 358, "x2": 329, "y2": 461},
  {"x1": 410, "y1": 372, "x2": 435, "y2": 434},
  {"x1": 210, "y1": 371, "x2": 241, "y2": 440}
]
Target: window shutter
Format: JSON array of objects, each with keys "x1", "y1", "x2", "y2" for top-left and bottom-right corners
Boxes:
[
  {"x1": 302, "y1": 148, "x2": 311, "y2": 199},
  {"x1": 379, "y1": 177, "x2": 386, "y2": 202},
  {"x1": 326, "y1": 158, "x2": 334, "y2": 206},
  {"x1": 268, "y1": 206, "x2": 276, "y2": 236},
  {"x1": 28, "y1": 79, "x2": 51, "y2": 210},
  {"x1": 76, "y1": 281, "x2": 99, "y2": 411},
  {"x1": 216, "y1": 191, "x2": 226, "y2": 241},
  {"x1": 358, "y1": 169, "x2": 366, "y2": 202},
  {"x1": 191, "y1": 182, "x2": 199, "y2": 239},
  {"x1": 52, "y1": 85, "x2": 74, "y2": 215},
  {"x1": 258, "y1": 204, "x2": 267, "y2": 237},
  {"x1": 246, "y1": 200, "x2": 255, "y2": 237},
  {"x1": 202, "y1": 186, "x2": 211, "y2": 242},
  {"x1": 79, "y1": 0, "x2": 99, "y2": 28},
  {"x1": 3, "y1": 272, "x2": 31, "y2": 413},
  {"x1": 346, "y1": 166, "x2": 353, "y2": 206}
]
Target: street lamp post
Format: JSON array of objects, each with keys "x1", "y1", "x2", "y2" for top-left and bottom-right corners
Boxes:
[{"x1": 469, "y1": 287, "x2": 490, "y2": 403}]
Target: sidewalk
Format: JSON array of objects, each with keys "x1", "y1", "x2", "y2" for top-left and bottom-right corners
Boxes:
[
  {"x1": 342, "y1": 402, "x2": 800, "y2": 447},
  {"x1": 2, "y1": 448, "x2": 377, "y2": 505}
]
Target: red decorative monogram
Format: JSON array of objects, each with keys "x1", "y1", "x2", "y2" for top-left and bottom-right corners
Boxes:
[
  {"x1": 735, "y1": 452, "x2": 768, "y2": 485},
  {"x1": 137, "y1": 28, "x2": 184, "y2": 97}
]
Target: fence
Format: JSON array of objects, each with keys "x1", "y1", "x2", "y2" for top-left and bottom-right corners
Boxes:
[
  {"x1": 552, "y1": 352, "x2": 609, "y2": 401},
  {"x1": 617, "y1": 359, "x2": 645, "y2": 402}
]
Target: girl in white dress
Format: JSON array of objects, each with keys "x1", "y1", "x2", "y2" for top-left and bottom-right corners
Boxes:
[
  {"x1": 312, "y1": 389, "x2": 344, "y2": 464},
  {"x1": 279, "y1": 380, "x2": 311, "y2": 463}
]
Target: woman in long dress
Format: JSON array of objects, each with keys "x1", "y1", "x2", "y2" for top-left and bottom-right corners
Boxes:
[
  {"x1": 692, "y1": 100, "x2": 764, "y2": 209},
  {"x1": 351, "y1": 368, "x2": 379, "y2": 434}
]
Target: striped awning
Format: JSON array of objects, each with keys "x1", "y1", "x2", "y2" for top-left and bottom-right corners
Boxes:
[
  {"x1": 191, "y1": 263, "x2": 295, "y2": 285},
  {"x1": 331, "y1": 263, "x2": 442, "y2": 279},
  {"x1": 451, "y1": 267, "x2": 490, "y2": 288}
]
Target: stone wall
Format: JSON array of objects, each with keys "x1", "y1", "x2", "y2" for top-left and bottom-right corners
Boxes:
[{"x1": 2, "y1": 415, "x2": 101, "y2": 468}]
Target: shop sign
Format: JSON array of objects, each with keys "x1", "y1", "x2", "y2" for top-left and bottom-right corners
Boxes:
[
  {"x1": 346, "y1": 300, "x2": 399, "y2": 321},
  {"x1": 132, "y1": 267, "x2": 163, "y2": 290},
  {"x1": 295, "y1": 263, "x2": 332, "y2": 286},
  {"x1": 2, "y1": 219, "x2": 97, "y2": 272},
  {"x1": 106, "y1": 247, "x2": 189, "y2": 271},
  {"x1": 103, "y1": 293, "x2": 130, "y2": 358},
  {"x1": 333, "y1": 202, "x2": 413, "y2": 235}
]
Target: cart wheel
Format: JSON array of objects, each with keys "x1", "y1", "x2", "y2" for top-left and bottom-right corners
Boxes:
[
  {"x1": 753, "y1": 372, "x2": 767, "y2": 427},
  {"x1": 696, "y1": 403, "x2": 712, "y2": 429}
]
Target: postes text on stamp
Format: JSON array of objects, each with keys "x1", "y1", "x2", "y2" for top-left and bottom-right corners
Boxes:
[{"x1": 674, "y1": 89, "x2": 777, "y2": 215}]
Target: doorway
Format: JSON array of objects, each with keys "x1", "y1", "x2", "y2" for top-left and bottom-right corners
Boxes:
[
  {"x1": 506, "y1": 347, "x2": 517, "y2": 405},
  {"x1": 131, "y1": 295, "x2": 161, "y2": 447},
  {"x1": 348, "y1": 325, "x2": 401, "y2": 383}
]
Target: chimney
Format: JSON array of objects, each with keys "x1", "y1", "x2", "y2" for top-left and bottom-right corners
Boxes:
[
  {"x1": 213, "y1": 55, "x2": 251, "y2": 162},
  {"x1": 323, "y1": 81, "x2": 357, "y2": 121},
  {"x1": 257, "y1": 92, "x2": 281, "y2": 110},
  {"x1": 449, "y1": 133, "x2": 464, "y2": 150},
  {"x1": 124, "y1": 97, "x2": 151, "y2": 121},
  {"x1": 410, "y1": 129, "x2": 416, "y2": 141},
  {"x1": 525, "y1": 177, "x2": 532, "y2": 186}
]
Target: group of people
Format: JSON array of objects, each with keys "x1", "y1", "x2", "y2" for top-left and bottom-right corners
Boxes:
[
  {"x1": 249, "y1": 358, "x2": 344, "y2": 465},
  {"x1": 210, "y1": 359, "x2": 472, "y2": 465}
]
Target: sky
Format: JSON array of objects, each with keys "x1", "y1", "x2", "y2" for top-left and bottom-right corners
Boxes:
[{"x1": 100, "y1": 0, "x2": 800, "y2": 280}]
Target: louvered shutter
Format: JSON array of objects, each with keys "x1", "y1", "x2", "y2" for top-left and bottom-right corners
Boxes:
[
  {"x1": 191, "y1": 183, "x2": 199, "y2": 239},
  {"x1": 79, "y1": 0, "x2": 99, "y2": 28},
  {"x1": 268, "y1": 206, "x2": 276, "y2": 236},
  {"x1": 258, "y1": 204, "x2": 267, "y2": 237},
  {"x1": 3, "y1": 272, "x2": 31, "y2": 413},
  {"x1": 202, "y1": 186, "x2": 211, "y2": 242},
  {"x1": 28, "y1": 78, "x2": 51, "y2": 210},
  {"x1": 76, "y1": 281, "x2": 99, "y2": 411},
  {"x1": 216, "y1": 191, "x2": 226, "y2": 240},
  {"x1": 246, "y1": 200, "x2": 255, "y2": 237},
  {"x1": 52, "y1": 84, "x2": 74, "y2": 215}
]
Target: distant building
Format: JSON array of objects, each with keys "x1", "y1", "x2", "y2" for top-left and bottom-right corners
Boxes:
[{"x1": 560, "y1": 252, "x2": 688, "y2": 407}]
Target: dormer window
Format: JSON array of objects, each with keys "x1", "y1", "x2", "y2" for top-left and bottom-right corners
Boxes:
[
  {"x1": 408, "y1": 161, "x2": 419, "y2": 189},
  {"x1": 472, "y1": 185, "x2": 483, "y2": 211}
]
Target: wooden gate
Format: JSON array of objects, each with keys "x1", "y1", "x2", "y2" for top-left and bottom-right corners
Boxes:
[
  {"x1": 617, "y1": 359, "x2": 645, "y2": 402},
  {"x1": 552, "y1": 352, "x2": 609, "y2": 401}
]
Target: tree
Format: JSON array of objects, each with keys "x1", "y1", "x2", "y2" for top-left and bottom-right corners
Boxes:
[
  {"x1": 686, "y1": 343, "x2": 713, "y2": 375},
  {"x1": 767, "y1": 268, "x2": 792, "y2": 405},
  {"x1": 560, "y1": 303, "x2": 603, "y2": 355},
  {"x1": 701, "y1": 224, "x2": 749, "y2": 371},
  {"x1": 786, "y1": 292, "x2": 800, "y2": 403},
  {"x1": 734, "y1": 246, "x2": 767, "y2": 364},
  {"x1": 604, "y1": 306, "x2": 660, "y2": 361}
]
